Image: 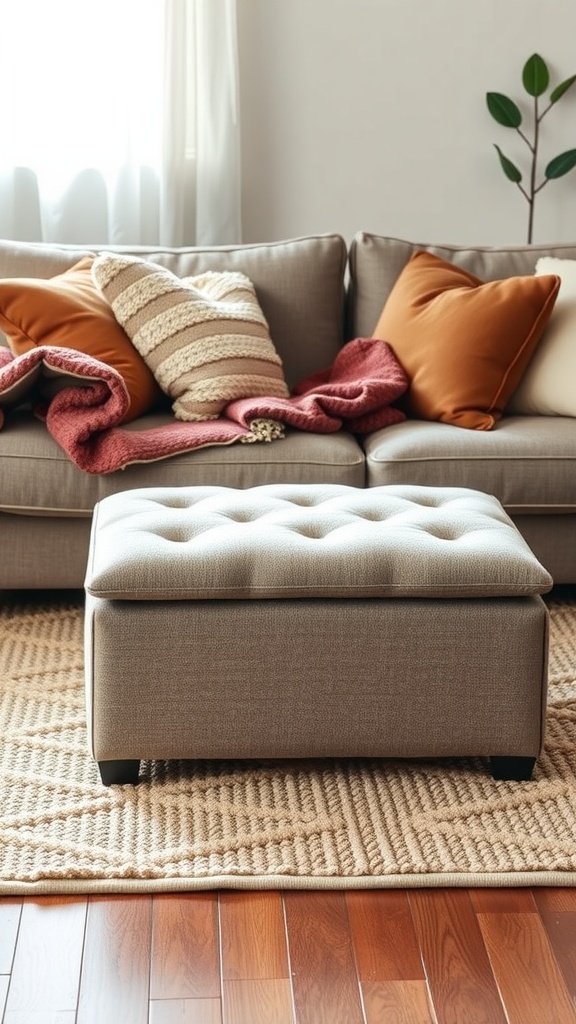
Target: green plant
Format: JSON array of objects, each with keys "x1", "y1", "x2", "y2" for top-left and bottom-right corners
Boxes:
[{"x1": 486, "y1": 53, "x2": 576, "y2": 243}]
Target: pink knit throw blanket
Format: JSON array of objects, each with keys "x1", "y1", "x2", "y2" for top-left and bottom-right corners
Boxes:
[{"x1": 0, "y1": 338, "x2": 407, "y2": 474}]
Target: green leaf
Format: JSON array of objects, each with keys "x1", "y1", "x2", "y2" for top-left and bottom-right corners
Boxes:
[
  {"x1": 494, "y1": 145, "x2": 522, "y2": 182},
  {"x1": 545, "y1": 149, "x2": 576, "y2": 179},
  {"x1": 550, "y1": 73, "x2": 576, "y2": 104},
  {"x1": 486, "y1": 92, "x2": 522, "y2": 128},
  {"x1": 522, "y1": 53, "x2": 549, "y2": 96}
]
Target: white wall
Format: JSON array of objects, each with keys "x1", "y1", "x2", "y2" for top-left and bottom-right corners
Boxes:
[{"x1": 237, "y1": 0, "x2": 576, "y2": 246}]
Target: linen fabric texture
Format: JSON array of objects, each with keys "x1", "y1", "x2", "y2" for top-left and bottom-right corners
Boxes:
[
  {"x1": 371, "y1": 250, "x2": 560, "y2": 430},
  {"x1": 85, "y1": 484, "x2": 553, "y2": 601},
  {"x1": 92, "y1": 252, "x2": 290, "y2": 421},
  {"x1": 86, "y1": 594, "x2": 547, "y2": 763},
  {"x1": 362, "y1": 416, "x2": 576, "y2": 515},
  {"x1": 0, "y1": 257, "x2": 161, "y2": 423},
  {"x1": 85, "y1": 483, "x2": 549, "y2": 768}
]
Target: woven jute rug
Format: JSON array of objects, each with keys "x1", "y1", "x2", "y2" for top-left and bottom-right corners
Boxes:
[{"x1": 1, "y1": 590, "x2": 576, "y2": 894}]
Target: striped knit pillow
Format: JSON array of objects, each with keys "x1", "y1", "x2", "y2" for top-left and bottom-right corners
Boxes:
[{"x1": 91, "y1": 253, "x2": 289, "y2": 421}]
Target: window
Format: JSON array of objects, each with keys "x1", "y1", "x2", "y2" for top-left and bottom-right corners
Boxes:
[{"x1": 0, "y1": 0, "x2": 240, "y2": 246}]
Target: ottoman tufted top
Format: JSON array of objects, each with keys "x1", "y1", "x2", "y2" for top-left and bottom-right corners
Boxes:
[{"x1": 85, "y1": 484, "x2": 553, "y2": 600}]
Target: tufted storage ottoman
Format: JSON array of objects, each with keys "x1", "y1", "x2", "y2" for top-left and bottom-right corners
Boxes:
[{"x1": 84, "y1": 483, "x2": 553, "y2": 785}]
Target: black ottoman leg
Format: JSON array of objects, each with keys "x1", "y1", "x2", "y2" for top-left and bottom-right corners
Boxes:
[
  {"x1": 98, "y1": 759, "x2": 141, "y2": 786},
  {"x1": 489, "y1": 756, "x2": 536, "y2": 781}
]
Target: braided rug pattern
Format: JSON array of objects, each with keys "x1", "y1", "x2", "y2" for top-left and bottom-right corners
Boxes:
[{"x1": 1, "y1": 592, "x2": 575, "y2": 893}]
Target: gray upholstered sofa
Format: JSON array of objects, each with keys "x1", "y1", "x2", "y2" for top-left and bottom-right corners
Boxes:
[{"x1": 1, "y1": 231, "x2": 575, "y2": 589}]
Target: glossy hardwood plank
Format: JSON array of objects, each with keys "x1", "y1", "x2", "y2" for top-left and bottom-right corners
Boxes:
[
  {"x1": 4, "y1": 898, "x2": 86, "y2": 1016},
  {"x1": 478, "y1": 911, "x2": 576, "y2": 1024},
  {"x1": 0, "y1": 901, "x2": 22, "y2": 974},
  {"x1": 470, "y1": 889, "x2": 537, "y2": 914},
  {"x1": 149, "y1": 997, "x2": 223, "y2": 1024},
  {"x1": 222, "y1": 979, "x2": 294, "y2": 1024},
  {"x1": 2, "y1": 886, "x2": 575, "y2": 1021},
  {"x1": 409, "y1": 889, "x2": 508, "y2": 1024},
  {"x1": 535, "y1": 888, "x2": 576, "y2": 912},
  {"x1": 219, "y1": 891, "x2": 288, "y2": 980},
  {"x1": 362, "y1": 980, "x2": 436, "y2": 1024},
  {"x1": 150, "y1": 893, "x2": 220, "y2": 999},
  {"x1": 76, "y1": 896, "x2": 152, "y2": 1024},
  {"x1": 536, "y1": 909, "x2": 576, "y2": 1008},
  {"x1": 346, "y1": 890, "x2": 425, "y2": 981},
  {"x1": 534, "y1": 890, "x2": 576, "y2": 1004},
  {"x1": 283, "y1": 891, "x2": 365, "y2": 1024}
]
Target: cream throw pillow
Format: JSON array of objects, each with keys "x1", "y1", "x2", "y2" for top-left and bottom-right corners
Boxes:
[
  {"x1": 92, "y1": 252, "x2": 289, "y2": 421},
  {"x1": 509, "y1": 257, "x2": 576, "y2": 417}
]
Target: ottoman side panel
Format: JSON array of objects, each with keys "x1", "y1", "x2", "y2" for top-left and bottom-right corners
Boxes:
[{"x1": 85, "y1": 596, "x2": 548, "y2": 764}]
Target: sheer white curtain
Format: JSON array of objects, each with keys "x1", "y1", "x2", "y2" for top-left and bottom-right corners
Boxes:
[{"x1": 0, "y1": 0, "x2": 241, "y2": 246}]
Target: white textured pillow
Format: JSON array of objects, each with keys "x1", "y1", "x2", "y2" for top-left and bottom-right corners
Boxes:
[
  {"x1": 92, "y1": 253, "x2": 289, "y2": 421},
  {"x1": 509, "y1": 257, "x2": 576, "y2": 417}
]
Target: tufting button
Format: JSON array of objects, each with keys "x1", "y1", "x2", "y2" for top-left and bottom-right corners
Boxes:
[
  {"x1": 290, "y1": 524, "x2": 332, "y2": 539},
  {"x1": 154, "y1": 496, "x2": 191, "y2": 509},
  {"x1": 222, "y1": 510, "x2": 255, "y2": 523},
  {"x1": 153, "y1": 527, "x2": 192, "y2": 543}
]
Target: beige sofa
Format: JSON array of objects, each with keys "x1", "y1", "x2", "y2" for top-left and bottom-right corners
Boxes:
[{"x1": 1, "y1": 231, "x2": 575, "y2": 589}]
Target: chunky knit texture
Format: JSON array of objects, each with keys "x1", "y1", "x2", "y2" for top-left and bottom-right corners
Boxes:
[
  {"x1": 92, "y1": 253, "x2": 290, "y2": 421},
  {"x1": 0, "y1": 593, "x2": 575, "y2": 892}
]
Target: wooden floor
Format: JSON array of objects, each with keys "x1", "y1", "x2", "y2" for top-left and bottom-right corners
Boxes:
[{"x1": 1, "y1": 887, "x2": 575, "y2": 1023}]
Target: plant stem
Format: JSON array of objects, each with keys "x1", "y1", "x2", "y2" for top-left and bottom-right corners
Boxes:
[
  {"x1": 514, "y1": 98, "x2": 539, "y2": 243},
  {"x1": 527, "y1": 95, "x2": 539, "y2": 243}
]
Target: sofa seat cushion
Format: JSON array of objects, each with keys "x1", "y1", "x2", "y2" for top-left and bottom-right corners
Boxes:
[
  {"x1": 363, "y1": 415, "x2": 576, "y2": 513},
  {"x1": 0, "y1": 413, "x2": 365, "y2": 516}
]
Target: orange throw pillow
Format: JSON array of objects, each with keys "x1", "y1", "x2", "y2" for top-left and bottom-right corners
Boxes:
[
  {"x1": 372, "y1": 251, "x2": 560, "y2": 429},
  {"x1": 0, "y1": 256, "x2": 162, "y2": 423}
]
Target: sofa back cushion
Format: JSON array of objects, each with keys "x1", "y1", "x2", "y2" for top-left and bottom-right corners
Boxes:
[
  {"x1": 0, "y1": 234, "x2": 347, "y2": 388},
  {"x1": 348, "y1": 232, "x2": 576, "y2": 340}
]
